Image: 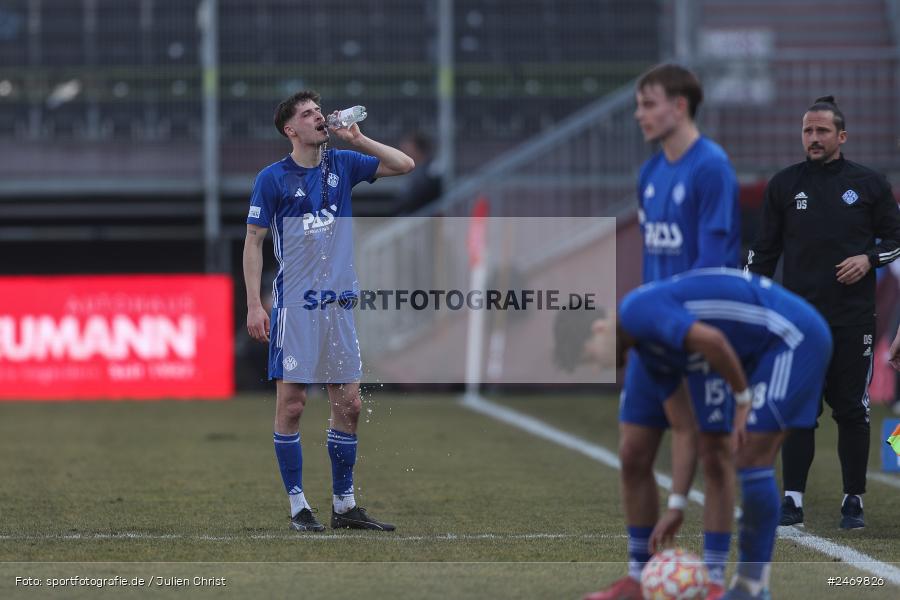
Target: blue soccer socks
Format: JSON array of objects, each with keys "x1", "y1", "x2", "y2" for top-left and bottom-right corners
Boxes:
[
  {"x1": 735, "y1": 467, "x2": 779, "y2": 593},
  {"x1": 276, "y1": 429, "x2": 360, "y2": 516},
  {"x1": 704, "y1": 530, "x2": 731, "y2": 586},
  {"x1": 327, "y1": 428, "x2": 358, "y2": 512},
  {"x1": 273, "y1": 431, "x2": 309, "y2": 516},
  {"x1": 627, "y1": 525, "x2": 653, "y2": 581}
]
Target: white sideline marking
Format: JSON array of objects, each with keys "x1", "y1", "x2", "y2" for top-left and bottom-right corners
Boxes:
[
  {"x1": 461, "y1": 394, "x2": 706, "y2": 503},
  {"x1": 869, "y1": 471, "x2": 900, "y2": 490},
  {"x1": 0, "y1": 532, "x2": 624, "y2": 543},
  {"x1": 461, "y1": 394, "x2": 900, "y2": 587}
]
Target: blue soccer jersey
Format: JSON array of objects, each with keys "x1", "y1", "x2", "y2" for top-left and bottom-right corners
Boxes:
[
  {"x1": 247, "y1": 150, "x2": 379, "y2": 308},
  {"x1": 637, "y1": 136, "x2": 741, "y2": 282},
  {"x1": 619, "y1": 268, "x2": 832, "y2": 431},
  {"x1": 621, "y1": 136, "x2": 741, "y2": 428}
]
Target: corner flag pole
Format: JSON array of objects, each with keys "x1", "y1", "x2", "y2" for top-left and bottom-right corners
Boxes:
[{"x1": 464, "y1": 197, "x2": 489, "y2": 401}]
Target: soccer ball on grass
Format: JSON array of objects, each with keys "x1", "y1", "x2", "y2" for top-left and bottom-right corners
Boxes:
[{"x1": 640, "y1": 548, "x2": 710, "y2": 600}]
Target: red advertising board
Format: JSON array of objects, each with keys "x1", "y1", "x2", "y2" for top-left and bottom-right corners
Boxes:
[{"x1": 0, "y1": 275, "x2": 233, "y2": 400}]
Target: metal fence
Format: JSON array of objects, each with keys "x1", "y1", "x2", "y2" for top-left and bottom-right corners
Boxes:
[
  {"x1": 356, "y1": 0, "x2": 900, "y2": 349},
  {"x1": 683, "y1": 0, "x2": 900, "y2": 175},
  {"x1": 696, "y1": 50, "x2": 900, "y2": 176},
  {"x1": 0, "y1": 0, "x2": 658, "y2": 194},
  {"x1": 356, "y1": 80, "x2": 648, "y2": 350}
]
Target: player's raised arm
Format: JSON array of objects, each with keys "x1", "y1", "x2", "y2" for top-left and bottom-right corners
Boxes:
[
  {"x1": 243, "y1": 224, "x2": 270, "y2": 343},
  {"x1": 328, "y1": 119, "x2": 415, "y2": 178}
]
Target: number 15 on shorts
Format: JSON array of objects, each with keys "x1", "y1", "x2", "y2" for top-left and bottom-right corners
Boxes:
[{"x1": 705, "y1": 379, "x2": 726, "y2": 406}]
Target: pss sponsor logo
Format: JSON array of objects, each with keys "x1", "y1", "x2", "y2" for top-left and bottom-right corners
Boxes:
[
  {"x1": 643, "y1": 221, "x2": 683, "y2": 254},
  {"x1": 302, "y1": 204, "x2": 339, "y2": 233}
]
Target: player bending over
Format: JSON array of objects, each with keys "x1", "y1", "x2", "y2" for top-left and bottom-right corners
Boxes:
[{"x1": 556, "y1": 268, "x2": 831, "y2": 600}]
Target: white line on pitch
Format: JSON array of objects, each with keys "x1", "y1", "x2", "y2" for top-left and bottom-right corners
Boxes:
[
  {"x1": 461, "y1": 393, "x2": 900, "y2": 587},
  {"x1": 0, "y1": 532, "x2": 624, "y2": 543},
  {"x1": 868, "y1": 471, "x2": 900, "y2": 490}
]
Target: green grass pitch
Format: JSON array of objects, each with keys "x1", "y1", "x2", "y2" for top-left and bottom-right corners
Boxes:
[{"x1": 0, "y1": 391, "x2": 897, "y2": 598}]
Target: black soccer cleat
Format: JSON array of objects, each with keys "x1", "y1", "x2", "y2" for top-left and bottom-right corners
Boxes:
[
  {"x1": 839, "y1": 495, "x2": 865, "y2": 530},
  {"x1": 290, "y1": 508, "x2": 325, "y2": 532},
  {"x1": 779, "y1": 496, "x2": 804, "y2": 527},
  {"x1": 331, "y1": 506, "x2": 396, "y2": 531}
]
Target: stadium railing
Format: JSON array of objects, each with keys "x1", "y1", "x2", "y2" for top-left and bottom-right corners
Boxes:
[{"x1": 356, "y1": 77, "x2": 647, "y2": 353}]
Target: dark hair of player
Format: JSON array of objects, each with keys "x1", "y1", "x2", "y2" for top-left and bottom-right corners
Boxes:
[
  {"x1": 274, "y1": 90, "x2": 322, "y2": 138},
  {"x1": 636, "y1": 63, "x2": 704, "y2": 119},
  {"x1": 553, "y1": 304, "x2": 606, "y2": 372}
]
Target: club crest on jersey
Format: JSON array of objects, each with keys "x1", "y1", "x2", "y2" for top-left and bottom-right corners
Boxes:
[
  {"x1": 328, "y1": 173, "x2": 340, "y2": 188},
  {"x1": 842, "y1": 189, "x2": 858, "y2": 205},
  {"x1": 672, "y1": 182, "x2": 686, "y2": 205},
  {"x1": 643, "y1": 183, "x2": 655, "y2": 200}
]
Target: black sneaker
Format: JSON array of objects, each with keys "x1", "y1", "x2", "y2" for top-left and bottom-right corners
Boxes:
[
  {"x1": 779, "y1": 496, "x2": 804, "y2": 526},
  {"x1": 290, "y1": 508, "x2": 325, "y2": 532},
  {"x1": 331, "y1": 506, "x2": 396, "y2": 531},
  {"x1": 840, "y1": 495, "x2": 865, "y2": 530}
]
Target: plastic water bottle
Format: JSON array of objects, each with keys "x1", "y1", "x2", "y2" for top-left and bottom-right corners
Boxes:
[{"x1": 326, "y1": 105, "x2": 367, "y2": 129}]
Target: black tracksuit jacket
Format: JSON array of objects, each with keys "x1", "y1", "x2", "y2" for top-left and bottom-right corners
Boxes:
[{"x1": 746, "y1": 155, "x2": 900, "y2": 327}]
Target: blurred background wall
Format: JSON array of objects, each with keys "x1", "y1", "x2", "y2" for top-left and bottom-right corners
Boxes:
[{"x1": 0, "y1": 0, "x2": 898, "y2": 392}]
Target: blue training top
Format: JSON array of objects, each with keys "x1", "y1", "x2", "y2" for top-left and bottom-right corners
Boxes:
[{"x1": 637, "y1": 136, "x2": 741, "y2": 283}]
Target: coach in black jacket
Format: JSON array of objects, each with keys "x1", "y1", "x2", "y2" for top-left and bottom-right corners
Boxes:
[{"x1": 746, "y1": 96, "x2": 900, "y2": 530}]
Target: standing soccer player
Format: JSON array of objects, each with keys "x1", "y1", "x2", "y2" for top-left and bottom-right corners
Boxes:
[
  {"x1": 586, "y1": 64, "x2": 741, "y2": 600},
  {"x1": 583, "y1": 268, "x2": 832, "y2": 600},
  {"x1": 746, "y1": 96, "x2": 900, "y2": 529},
  {"x1": 243, "y1": 90, "x2": 414, "y2": 531}
]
